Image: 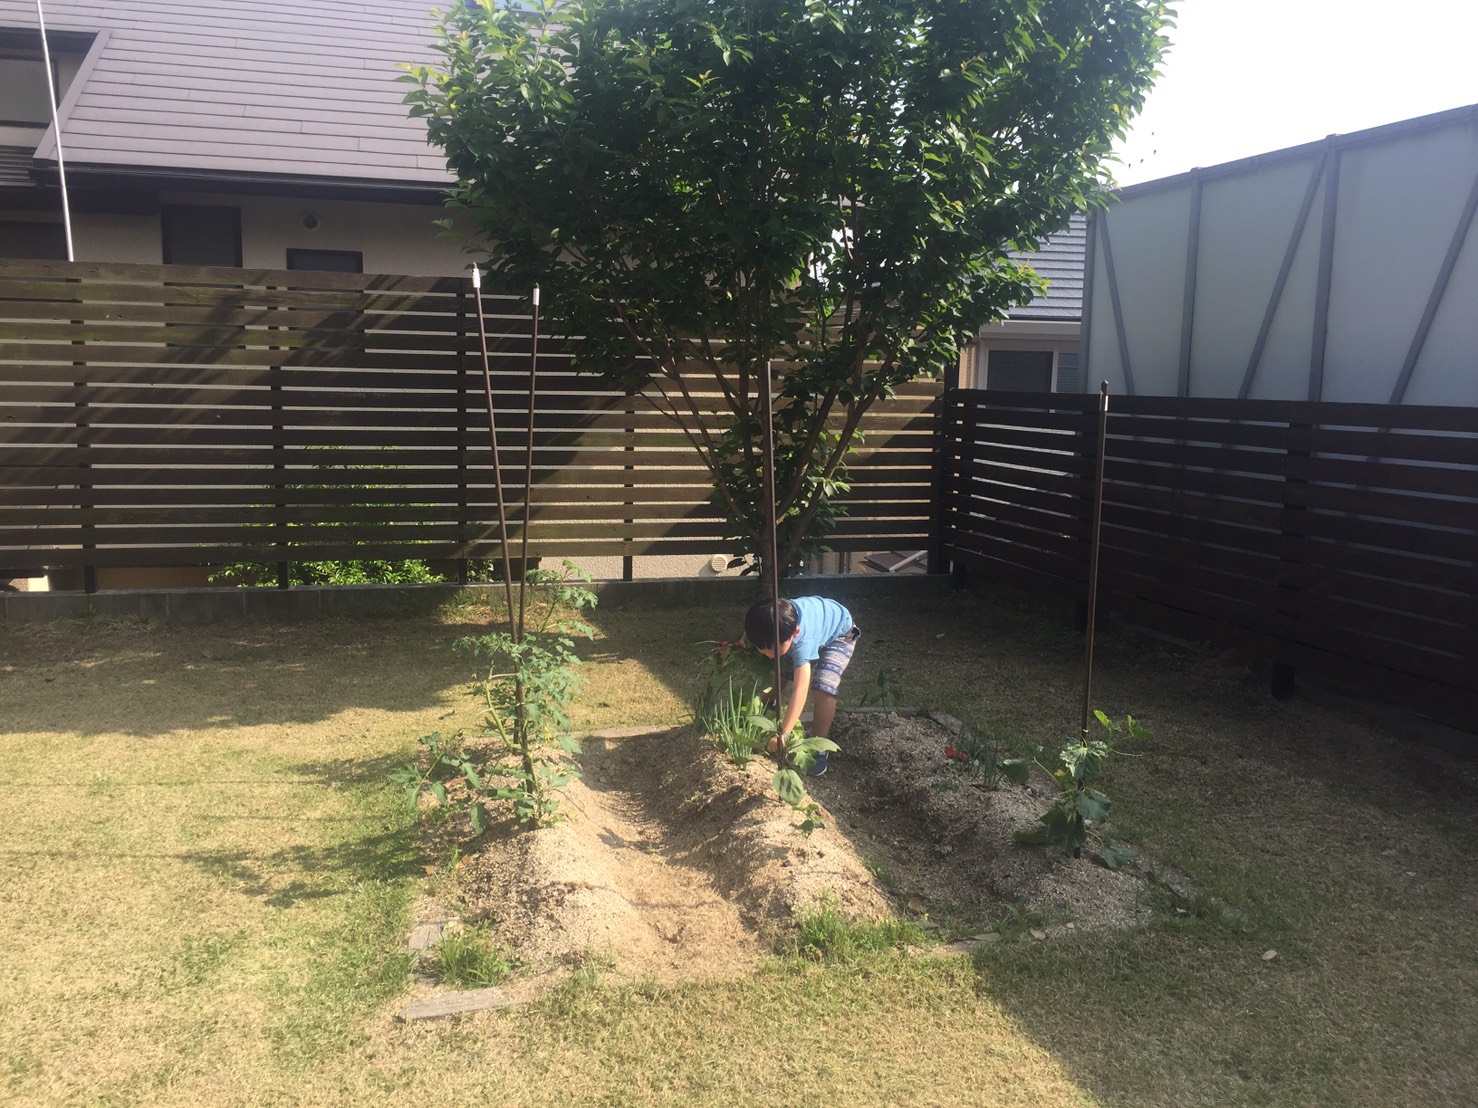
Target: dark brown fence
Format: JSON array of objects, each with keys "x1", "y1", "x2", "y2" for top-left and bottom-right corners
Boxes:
[
  {"x1": 0, "y1": 260, "x2": 940, "y2": 580},
  {"x1": 941, "y1": 389, "x2": 1478, "y2": 727}
]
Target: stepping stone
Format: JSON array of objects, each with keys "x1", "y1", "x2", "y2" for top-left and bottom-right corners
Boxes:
[
  {"x1": 397, "y1": 987, "x2": 518, "y2": 1022},
  {"x1": 407, "y1": 920, "x2": 448, "y2": 952}
]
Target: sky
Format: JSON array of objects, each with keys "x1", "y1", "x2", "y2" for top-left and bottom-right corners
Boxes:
[{"x1": 1110, "y1": 0, "x2": 1478, "y2": 187}]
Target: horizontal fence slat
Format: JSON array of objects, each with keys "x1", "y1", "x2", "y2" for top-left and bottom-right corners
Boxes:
[{"x1": 942, "y1": 389, "x2": 1478, "y2": 732}]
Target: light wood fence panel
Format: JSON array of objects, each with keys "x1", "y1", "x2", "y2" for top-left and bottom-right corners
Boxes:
[{"x1": 0, "y1": 260, "x2": 940, "y2": 572}]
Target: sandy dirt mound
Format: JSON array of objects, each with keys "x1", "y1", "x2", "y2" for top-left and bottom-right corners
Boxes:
[
  {"x1": 457, "y1": 724, "x2": 888, "y2": 982},
  {"x1": 457, "y1": 712, "x2": 1148, "y2": 982}
]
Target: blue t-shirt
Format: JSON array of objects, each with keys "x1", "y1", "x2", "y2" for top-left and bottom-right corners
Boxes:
[{"x1": 786, "y1": 596, "x2": 854, "y2": 673}]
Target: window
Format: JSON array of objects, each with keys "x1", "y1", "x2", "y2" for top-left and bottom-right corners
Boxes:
[
  {"x1": 0, "y1": 221, "x2": 67, "y2": 259},
  {"x1": 161, "y1": 205, "x2": 241, "y2": 267},
  {"x1": 986, "y1": 349, "x2": 1054, "y2": 392},
  {"x1": 1055, "y1": 351, "x2": 1080, "y2": 394},
  {"x1": 0, "y1": 52, "x2": 57, "y2": 126},
  {"x1": 286, "y1": 248, "x2": 363, "y2": 273}
]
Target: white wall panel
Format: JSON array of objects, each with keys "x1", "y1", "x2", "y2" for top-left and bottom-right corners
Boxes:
[
  {"x1": 1190, "y1": 155, "x2": 1318, "y2": 397},
  {"x1": 1086, "y1": 105, "x2": 1478, "y2": 407},
  {"x1": 1092, "y1": 184, "x2": 1190, "y2": 395},
  {"x1": 1323, "y1": 126, "x2": 1478, "y2": 402},
  {"x1": 1405, "y1": 207, "x2": 1478, "y2": 407}
]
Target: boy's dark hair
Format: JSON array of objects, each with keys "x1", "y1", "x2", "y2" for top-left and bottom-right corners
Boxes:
[{"x1": 744, "y1": 597, "x2": 798, "y2": 650}]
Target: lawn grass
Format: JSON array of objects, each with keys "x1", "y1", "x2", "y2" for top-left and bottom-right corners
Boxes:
[{"x1": 2, "y1": 585, "x2": 1474, "y2": 1106}]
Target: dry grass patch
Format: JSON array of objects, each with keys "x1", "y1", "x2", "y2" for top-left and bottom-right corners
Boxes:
[{"x1": 1, "y1": 590, "x2": 1475, "y2": 1107}]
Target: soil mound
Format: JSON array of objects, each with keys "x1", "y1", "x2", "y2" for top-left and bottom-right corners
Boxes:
[
  {"x1": 456, "y1": 712, "x2": 1147, "y2": 982},
  {"x1": 819, "y1": 711, "x2": 1150, "y2": 933},
  {"x1": 457, "y1": 724, "x2": 887, "y2": 982}
]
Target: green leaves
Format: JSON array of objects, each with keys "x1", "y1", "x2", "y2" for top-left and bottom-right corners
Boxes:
[
  {"x1": 774, "y1": 767, "x2": 807, "y2": 808},
  {"x1": 1097, "y1": 839, "x2": 1139, "y2": 870},
  {"x1": 1007, "y1": 712, "x2": 1148, "y2": 861},
  {"x1": 394, "y1": 562, "x2": 596, "y2": 835},
  {"x1": 412, "y1": 0, "x2": 1170, "y2": 576},
  {"x1": 1074, "y1": 787, "x2": 1110, "y2": 824},
  {"x1": 1000, "y1": 755, "x2": 1033, "y2": 787}
]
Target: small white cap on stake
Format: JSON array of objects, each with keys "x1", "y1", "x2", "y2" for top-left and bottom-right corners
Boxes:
[
  {"x1": 532, "y1": 284, "x2": 541, "y2": 307},
  {"x1": 468, "y1": 264, "x2": 481, "y2": 289}
]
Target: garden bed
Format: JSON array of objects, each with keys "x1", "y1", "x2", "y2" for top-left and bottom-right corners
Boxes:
[{"x1": 452, "y1": 709, "x2": 1148, "y2": 981}]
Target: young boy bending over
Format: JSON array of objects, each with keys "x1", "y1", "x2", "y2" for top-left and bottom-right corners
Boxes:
[{"x1": 743, "y1": 595, "x2": 859, "y2": 777}]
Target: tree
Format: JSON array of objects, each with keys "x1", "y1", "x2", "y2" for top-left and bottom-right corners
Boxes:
[{"x1": 407, "y1": 0, "x2": 1170, "y2": 585}]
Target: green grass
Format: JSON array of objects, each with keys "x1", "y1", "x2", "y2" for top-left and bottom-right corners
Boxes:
[
  {"x1": 788, "y1": 895, "x2": 926, "y2": 962},
  {"x1": 429, "y1": 925, "x2": 519, "y2": 988},
  {"x1": 1, "y1": 587, "x2": 1475, "y2": 1106}
]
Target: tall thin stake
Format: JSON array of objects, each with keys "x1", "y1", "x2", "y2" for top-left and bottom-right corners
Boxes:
[
  {"x1": 1081, "y1": 381, "x2": 1111, "y2": 737},
  {"x1": 469, "y1": 266, "x2": 518, "y2": 632},
  {"x1": 517, "y1": 285, "x2": 540, "y2": 642},
  {"x1": 761, "y1": 358, "x2": 784, "y2": 723},
  {"x1": 35, "y1": 0, "x2": 74, "y2": 261}
]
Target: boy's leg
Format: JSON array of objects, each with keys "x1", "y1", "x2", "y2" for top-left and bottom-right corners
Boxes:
[
  {"x1": 808, "y1": 626, "x2": 860, "y2": 737},
  {"x1": 806, "y1": 626, "x2": 858, "y2": 777},
  {"x1": 811, "y1": 689, "x2": 838, "y2": 739}
]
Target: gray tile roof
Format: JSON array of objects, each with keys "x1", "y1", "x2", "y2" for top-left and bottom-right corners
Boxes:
[
  {"x1": 1007, "y1": 214, "x2": 1086, "y2": 321},
  {"x1": 0, "y1": 0, "x2": 450, "y2": 188}
]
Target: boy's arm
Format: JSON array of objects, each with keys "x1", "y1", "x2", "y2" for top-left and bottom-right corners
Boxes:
[{"x1": 779, "y1": 661, "x2": 811, "y2": 739}]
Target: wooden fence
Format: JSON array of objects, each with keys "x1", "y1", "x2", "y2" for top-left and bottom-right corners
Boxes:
[
  {"x1": 0, "y1": 260, "x2": 940, "y2": 581},
  {"x1": 940, "y1": 389, "x2": 1478, "y2": 727}
]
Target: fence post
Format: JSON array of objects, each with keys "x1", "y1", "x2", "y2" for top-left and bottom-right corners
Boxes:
[
  {"x1": 456, "y1": 285, "x2": 470, "y2": 585},
  {"x1": 623, "y1": 396, "x2": 635, "y2": 582},
  {"x1": 1073, "y1": 394, "x2": 1103, "y2": 633},
  {"x1": 69, "y1": 271, "x2": 96, "y2": 594},
  {"x1": 268, "y1": 278, "x2": 290, "y2": 589},
  {"x1": 1271, "y1": 418, "x2": 1312, "y2": 698},
  {"x1": 929, "y1": 359, "x2": 961, "y2": 577}
]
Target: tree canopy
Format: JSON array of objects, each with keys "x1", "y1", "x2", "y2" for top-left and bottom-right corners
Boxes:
[{"x1": 408, "y1": 0, "x2": 1171, "y2": 578}]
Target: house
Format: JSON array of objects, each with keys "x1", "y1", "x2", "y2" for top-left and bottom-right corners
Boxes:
[
  {"x1": 1080, "y1": 103, "x2": 1478, "y2": 405},
  {"x1": 961, "y1": 214, "x2": 1085, "y2": 394},
  {"x1": 0, "y1": 0, "x2": 464, "y2": 275},
  {"x1": 0, "y1": 0, "x2": 771, "y2": 589}
]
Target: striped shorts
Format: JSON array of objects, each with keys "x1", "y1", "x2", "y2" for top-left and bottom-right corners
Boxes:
[{"x1": 789, "y1": 625, "x2": 860, "y2": 698}]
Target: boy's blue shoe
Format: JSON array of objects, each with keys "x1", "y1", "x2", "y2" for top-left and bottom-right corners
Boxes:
[{"x1": 808, "y1": 751, "x2": 829, "y2": 777}]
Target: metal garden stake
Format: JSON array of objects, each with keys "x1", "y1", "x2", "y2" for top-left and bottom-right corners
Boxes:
[{"x1": 1081, "y1": 381, "x2": 1110, "y2": 737}]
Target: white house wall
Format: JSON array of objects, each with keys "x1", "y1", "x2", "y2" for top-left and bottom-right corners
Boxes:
[
  {"x1": 1323, "y1": 124, "x2": 1478, "y2": 405},
  {"x1": 1089, "y1": 183, "x2": 1189, "y2": 397},
  {"x1": 1192, "y1": 155, "x2": 1320, "y2": 402},
  {"x1": 60, "y1": 193, "x2": 469, "y2": 275},
  {"x1": 1084, "y1": 105, "x2": 1478, "y2": 405}
]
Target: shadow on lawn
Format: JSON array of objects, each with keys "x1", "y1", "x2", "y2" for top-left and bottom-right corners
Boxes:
[
  {"x1": 176, "y1": 751, "x2": 421, "y2": 908},
  {"x1": 183, "y1": 831, "x2": 417, "y2": 909},
  {"x1": 0, "y1": 616, "x2": 496, "y2": 738}
]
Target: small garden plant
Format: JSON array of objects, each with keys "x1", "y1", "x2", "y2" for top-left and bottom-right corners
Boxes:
[
  {"x1": 694, "y1": 638, "x2": 838, "y2": 835},
  {"x1": 695, "y1": 639, "x2": 776, "y2": 768},
  {"x1": 1002, "y1": 710, "x2": 1145, "y2": 868},
  {"x1": 942, "y1": 727, "x2": 1004, "y2": 788},
  {"x1": 393, "y1": 560, "x2": 596, "y2": 832}
]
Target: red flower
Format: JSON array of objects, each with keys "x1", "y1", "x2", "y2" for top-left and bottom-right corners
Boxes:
[
  {"x1": 957, "y1": 751, "x2": 969, "y2": 763},
  {"x1": 944, "y1": 745, "x2": 956, "y2": 759}
]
